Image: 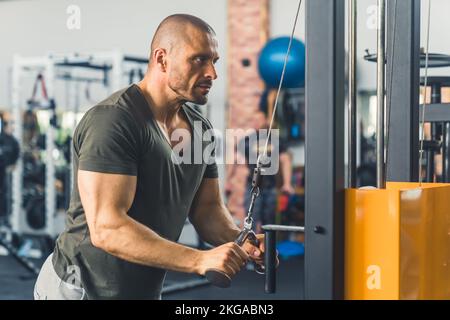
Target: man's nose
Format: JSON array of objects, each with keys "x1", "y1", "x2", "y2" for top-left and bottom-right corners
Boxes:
[{"x1": 205, "y1": 62, "x2": 218, "y2": 80}]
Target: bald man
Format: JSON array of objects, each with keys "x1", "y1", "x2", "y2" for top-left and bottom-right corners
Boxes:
[{"x1": 33, "y1": 14, "x2": 265, "y2": 300}]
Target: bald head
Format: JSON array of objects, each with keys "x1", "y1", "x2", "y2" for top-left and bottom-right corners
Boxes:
[
  {"x1": 143, "y1": 14, "x2": 219, "y2": 106},
  {"x1": 150, "y1": 14, "x2": 216, "y2": 61}
]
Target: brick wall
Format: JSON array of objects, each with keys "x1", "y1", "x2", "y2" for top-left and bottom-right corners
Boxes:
[{"x1": 226, "y1": 0, "x2": 269, "y2": 223}]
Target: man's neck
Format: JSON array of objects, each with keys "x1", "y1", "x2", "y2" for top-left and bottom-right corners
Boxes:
[{"x1": 137, "y1": 78, "x2": 185, "y2": 125}]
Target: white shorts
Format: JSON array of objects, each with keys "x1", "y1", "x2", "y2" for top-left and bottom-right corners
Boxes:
[{"x1": 33, "y1": 253, "x2": 86, "y2": 300}]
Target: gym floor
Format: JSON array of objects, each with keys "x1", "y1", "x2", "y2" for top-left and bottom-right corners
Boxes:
[{"x1": 0, "y1": 255, "x2": 303, "y2": 300}]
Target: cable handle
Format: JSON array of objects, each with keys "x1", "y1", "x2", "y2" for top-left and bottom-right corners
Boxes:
[
  {"x1": 235, "y1": 228, "x2": 265, "y2": 274},
  {"x1": 205, "y1": 228, "x2": 265, "y2": 288}
]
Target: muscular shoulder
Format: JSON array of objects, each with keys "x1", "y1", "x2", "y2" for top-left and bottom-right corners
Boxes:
[
  {"x1": 75, "y1": 105, "x2": 137, "y2": 142},
  {"x1": 81, "y1": 104, "x2": 135, "y2": 124},
  {"x1": 84, "y1": 87, "x2": 146, "y2": 125},
  {"x1": 76, "y1": 85, "x2": 149, "y2": 133},
  {"x1": 74, "y1": 88, "x2": 148, "y2": 154}
]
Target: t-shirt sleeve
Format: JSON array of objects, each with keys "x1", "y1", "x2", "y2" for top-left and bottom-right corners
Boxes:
[
  {"x1": 204, "y1": 162, "x2": 218, "y2": 179},
  {"x1": 75, "y1": 106, "x2": 140, "y2": 176}
]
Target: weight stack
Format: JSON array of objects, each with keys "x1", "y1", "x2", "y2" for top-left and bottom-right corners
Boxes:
[{"x1": 345, "y1": 182, "x2": 450, "y2": 300}]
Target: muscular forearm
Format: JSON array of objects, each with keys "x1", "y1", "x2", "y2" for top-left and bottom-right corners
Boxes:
[
  {"x1": 92, "y1": 212, "x2": 201, "y2": 274},
  {"x1": 191, "y1": 203, "x2": 240, "y2": 246}
]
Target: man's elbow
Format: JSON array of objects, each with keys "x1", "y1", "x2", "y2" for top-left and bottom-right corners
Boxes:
[
  {"x1": 90, "y1": 228, "x2": 112, "y2": 251},
  {"x1": 89, "y1": 219, "x2": 118, "y2": 252}
]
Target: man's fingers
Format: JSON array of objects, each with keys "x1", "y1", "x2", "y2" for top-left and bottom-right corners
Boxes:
[
  {"x1": 250, "y1": 247, "x2": 261, "y2": 257},
  {"x1": 230, "y1": 243, "x2": 250, "y2": 261}
]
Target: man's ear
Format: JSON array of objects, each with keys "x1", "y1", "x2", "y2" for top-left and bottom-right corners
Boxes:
[{"x1": 153, "y1": 48, "x2": 168, "y2": 72}]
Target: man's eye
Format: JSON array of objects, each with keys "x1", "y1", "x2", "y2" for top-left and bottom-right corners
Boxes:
[{"x1": 194, "y1": 57, "x2": 206, "y2": 63}]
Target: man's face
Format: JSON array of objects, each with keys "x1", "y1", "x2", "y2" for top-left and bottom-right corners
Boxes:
[{"x1": 167, "y1": 28, "x2": 219, "y2": 105}]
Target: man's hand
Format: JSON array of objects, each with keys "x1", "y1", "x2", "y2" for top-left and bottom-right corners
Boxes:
[
  {"x1": 196, "y1": 242, "x2": 249, "y2": 278},
  {"x1": 281, "y1": 183, "x2": 295, "y2": 195},
  {"x1": 242, "y1": 234, "x2": 279, "y2": 268}
]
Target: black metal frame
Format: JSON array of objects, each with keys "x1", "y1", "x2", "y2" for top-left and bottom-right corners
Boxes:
[
  {"x1": 304, "y1": 0, "x2": 345, "y2": 300},
  {"x1": 386, "y1": 0, "x2": 421, "y2": 182}
]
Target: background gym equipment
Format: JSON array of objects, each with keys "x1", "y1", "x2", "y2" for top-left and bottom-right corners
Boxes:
[
  {"x1": 364, "y1": 61, "x2": 450, "y2": 185},
  {"x1": 278, "y1": 88, "x2": 304, "y2": 143},
  {"x1": 364, "y1": 52, "x2": 450, "y2": 69},
  {"x1": 419, "y1": 77, "x2": 450, "y2": 183},
  {"x1": 258, "y1": 36, "x2": 305, "y2": 89},
  {"x1": 0, "y1": 116, "x2": 19, "y2": 219}
]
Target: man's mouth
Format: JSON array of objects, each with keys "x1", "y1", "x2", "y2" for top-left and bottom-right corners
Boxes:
[{"x1": 196, "y1": 83, "x2": 212, "y2": 93}]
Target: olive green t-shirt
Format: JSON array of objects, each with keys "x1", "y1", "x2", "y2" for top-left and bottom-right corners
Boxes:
[{"x1": 52, "y1": 84, "x2": 218, "y2": 299}]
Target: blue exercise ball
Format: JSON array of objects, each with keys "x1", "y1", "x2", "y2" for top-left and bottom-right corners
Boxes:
[{"x1": 258, "y1": 37, "x2": 305, "y2": 88}]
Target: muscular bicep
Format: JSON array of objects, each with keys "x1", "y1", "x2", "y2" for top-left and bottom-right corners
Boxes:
[{"x1": 78, "y1": 170, "x2": 136, "y2": 241}]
